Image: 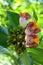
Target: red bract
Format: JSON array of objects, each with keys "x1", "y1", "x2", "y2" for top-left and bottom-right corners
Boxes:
[
  {"x1": 27, "y1": 22, "x2": 34, "y2": 28},
  {"x1": 25, "y1": 34, "x2": 39, "y2": 47},
  {"x1": 25, "y1": 20, "x2": 41, "y2": 47},
  {"x1": 26, "y1": 42, "x2": 38, "y2": 47},
  {"x1": 25, "y1": 20, "x2": 41, "y2": 34}
]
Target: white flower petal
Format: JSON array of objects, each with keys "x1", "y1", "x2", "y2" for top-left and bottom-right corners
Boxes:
[{"x1": 19, "y1": 17, "x2": 27, "y2": 28}]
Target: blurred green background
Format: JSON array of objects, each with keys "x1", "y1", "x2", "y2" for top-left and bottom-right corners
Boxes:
[{"x1": 0, "y1": 0, "x2": 43, "y2": 65}]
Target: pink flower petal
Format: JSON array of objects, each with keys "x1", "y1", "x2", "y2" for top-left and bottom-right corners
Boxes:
[
  {"x1": 27, "y1": 22, "x2": 34, "y2": 28},
  {"x1": 26, "y1": 13, "x2": 31, "y2": 20},
  {"x1": 26, "y1": 42, "x2": 38, "y2": 47}
]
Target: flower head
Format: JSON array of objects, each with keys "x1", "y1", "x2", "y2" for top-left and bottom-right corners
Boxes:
[
  {"x1": 25, "y1": 19, "x2": 41, "y2": 47},
  {"x1": 19, "y1": 12, "x2": 31, "y2": 28},
  {"x1": 25, "y1": 19, "x2": 41, "y2": 34}
]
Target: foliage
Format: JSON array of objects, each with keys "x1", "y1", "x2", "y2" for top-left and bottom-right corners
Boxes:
[{"x1": 0, "y1": 0, "x2": 43, "y2": 65}]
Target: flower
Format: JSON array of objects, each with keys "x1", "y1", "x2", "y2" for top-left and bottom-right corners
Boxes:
[
  {"x1": 25, "y1": 19, "x2": 41, "y2": 47},
  {"x1": 25, "y1": 19, "x2": 41, "y2": 35},
  {"x1": 25, "y1": 34, "x2": 39, "y2": 47},
  {"x1": 19, "y1": 12, "x2": 31, "y2": 28}
]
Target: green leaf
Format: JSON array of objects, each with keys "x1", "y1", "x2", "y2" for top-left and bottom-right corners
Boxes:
[
  {"x1": 0, "y1": 26, "x2": 8, "y2": 47},
  {"x1": 0, "y1": 46, "x2": 11, "y2": 55},
  {"x1": 32, "y1": 8, "x2": 38, "y2": 21},
  {"x1": 0, "y1": 26, "x2": 8, "y2": 35},
  {"x1": 29, "y1": 47, "x2": 43, "y2": 64},
  {"x1": 20, "y1": 51, "x2": 33, "y2": 65},
  {"x1": 6, "y1": 11, "x2": 20, "y2": 29},
  {"x1": 39, "y1": 35, "x2": 43, "y2": 47}
]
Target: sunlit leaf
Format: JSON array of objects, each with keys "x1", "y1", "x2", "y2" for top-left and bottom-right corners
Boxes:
[
  {"x1": 20, "y1": 51, "x2": 33, "y2": 65},
  {"x1": 0, "y1": 26, "x2": 8, "y2": 35},
  {"x1": 32, "y1": 8, "x2": 38, "y2": 21},
  {"x1": 0, "y1": 26, "x2": 8, "y2": 47},
  {"x1": 6, "y1": 11, "x2": 20, "y2": 29},
  {"x1": 39, "y1": 35, "x2": 43, "y2": 47},
  {"x1": 29, "y1": 47, "x2": 43, "y2": 64},
  {"x1": 0, "y1": 46, "x2": 11, "y2": 55}
]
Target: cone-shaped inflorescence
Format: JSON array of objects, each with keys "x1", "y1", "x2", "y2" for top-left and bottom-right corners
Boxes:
[{"x1": 8, "y1": 27, "x2": 26, "y2": 54}]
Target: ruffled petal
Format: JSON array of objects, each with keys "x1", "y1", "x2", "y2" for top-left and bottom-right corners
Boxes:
[
  {"x1": 25, "y1": 34, "x2": 39, "y2": 47},
  {"x1": 25, "y1": 42, "x2": 38, "y2": 47},
  {"x1": 25, "y1": 20, "x2": 41, "y2": 34}
]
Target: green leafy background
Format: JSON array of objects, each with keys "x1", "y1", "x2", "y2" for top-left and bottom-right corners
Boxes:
[{"x1": 0, "y1": 0, "x2": 43, "y2": 65}]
